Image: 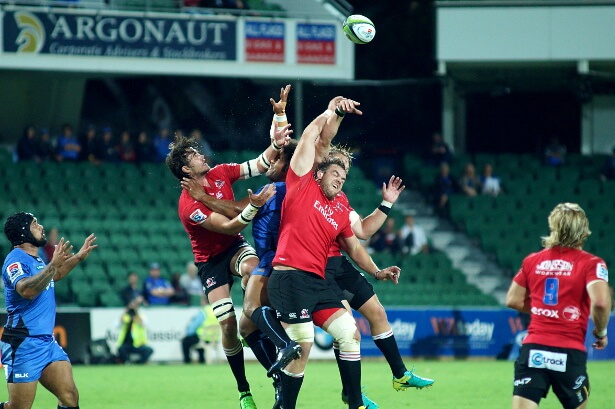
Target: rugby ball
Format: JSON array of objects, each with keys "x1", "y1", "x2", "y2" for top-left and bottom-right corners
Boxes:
[{"x1": 342, "y1": 15, "x2": 376, "y2": 45}]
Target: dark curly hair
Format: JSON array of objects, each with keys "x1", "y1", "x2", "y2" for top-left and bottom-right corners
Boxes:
[{"x1": 165, "y1": 134, "x2": 198, "y2": 181}]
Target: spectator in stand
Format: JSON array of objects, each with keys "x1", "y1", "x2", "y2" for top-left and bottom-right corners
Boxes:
[
  {"x1": 98, "y1": 127, "x2": 119, "y2": 162},
  {"x1": 80, "y1": 124, "x2": 101, "y2": 164},
  {"x1": 152, "y1": 127, "x2": 172, "y2": 163},
  {"x1": 368, "y1": 218, "x2": 402, "y2": 254},
  {"x1": 117, "y1": 299, "x2": 154, "y2": 364},
  {"x1": 599, "y1": 146, "x2": 615, "y2": 182},
  {"x1": 56, "y1": 123, "x2": 81, "y2": 162},
  {"x1": 170, "y1": 272, "x2": 189, "y2": 305},
  {"x1": 480, "y1": 163, "x2": 502, "y2": 196},
  {"x1": 433, "y1": 161, "x2": 455, "y2": 218},
  {"x1": 41, "y1": 227, "x2": 60, "y2": 263},
  {"x1": 544, "y1": 136, "x2": 566, "y2": 167},
  {"x1": 425, "y1": 131, "x2": 452, "y2": 166},
  {"x1": 189, "y1": 128, "x2": 214, "y2": 164},
  {"x1": 142, "y1": 262, "x2": 174, "y2": 305},
  {"x1": 179, "y1": 261, "x2": 203, "y2": 298},
  {"x1": 35, "y1": 128, "x2": 56, "y2": 162},
  {"x1": 118, "y1": 130, "x2": 137, "y2": 163},
  {"x1": 399, "y1": 213, "x2": 431, "y2": 256},
  {"x1": 121, "y1": 271, "x2": 145, "y2": 307},
  {"x1": 16, "y1": 126, "x2": 39, "y2": 162},
  {"x1": 459, "y1": 162, "x2": 481, "y2": 197},
  {"x1": 135, "y1": 130, "x2": 155, "y2": 163}
]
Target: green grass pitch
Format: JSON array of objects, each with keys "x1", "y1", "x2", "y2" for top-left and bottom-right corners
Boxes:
[{"x1": 3, "y1": 359, "x2": 614, "y2": 408}]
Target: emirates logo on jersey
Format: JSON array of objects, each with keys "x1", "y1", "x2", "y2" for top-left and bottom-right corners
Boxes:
[
  {"x1": 563, "y1": 306, "x2": 581, "y2": 321},
  {"x1": 214, "y1": 180, "x2": 225, "y2": 188}
]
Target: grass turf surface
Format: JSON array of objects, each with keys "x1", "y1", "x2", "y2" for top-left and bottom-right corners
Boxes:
[{"x1": 3, "y1": 359, "x2": 614, "y2": 408}]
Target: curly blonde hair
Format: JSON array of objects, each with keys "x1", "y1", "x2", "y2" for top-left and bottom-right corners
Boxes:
[{"x1": 541, "y1": 203, "x2": 591, "y2": 249}]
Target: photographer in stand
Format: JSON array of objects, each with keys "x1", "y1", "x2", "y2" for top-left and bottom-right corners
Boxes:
[{"x1": 117, "y1": 298, "x2": 154, "y2": 364}]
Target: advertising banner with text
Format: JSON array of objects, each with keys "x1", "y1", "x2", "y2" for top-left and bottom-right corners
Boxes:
[{"x1": 1, "y1": 9, "x2": 236, "y2": 60}]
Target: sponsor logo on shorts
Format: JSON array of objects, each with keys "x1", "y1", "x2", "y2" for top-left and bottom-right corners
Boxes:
[
  {"x1": 529, "y1": 349, "x2": 567, "y2": 372},
  {"x1": 288, "y1": 312, "x2": 297, "y2": 319},
  {"x1": 573, "y1": 375, "x2": 586, "y2": 390},
  {"x1": 596, "y1": 263, "x2": 608, "y2": 282},
  {"x1": 7, "y1": 262, "x2": 24, "y2": 284},
  {"x1": 205, "y1": 277, "x2": 216, "y2": 288},
  {"x1": 514, "y1": 377, "x2": 531, "y2": 386},
  {"x1": 300, "y1": 309, "x2": 310, "y2": 319},
  {"x1": 14, "y1": 373, "x2": 29, "y2": 379},
  {"x1": 563, "y1": 306, "x2": 581, "y2": 321},
  {"x1": 189, "y1": 209, "x2": 207, "y2": 223},
  {"x1": 531, "y1": 307, "x2": 559, "y2": 318}
]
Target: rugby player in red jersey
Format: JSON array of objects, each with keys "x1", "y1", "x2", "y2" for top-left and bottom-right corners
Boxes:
[
  {"x1": 165, "y1": 120, "x2": 291, "y2": 409},
  {"x1": 506, "y1": 203, "x2": 611, "y2": 409}
]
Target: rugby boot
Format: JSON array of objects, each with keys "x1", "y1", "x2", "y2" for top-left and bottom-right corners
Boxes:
[
  {"x1": 239, "y1": 391, "x2": 257, "y2": 409},
  {"x1": 267, "y1": 341, "x2": 302, "y2": 377},
  {"x1": 392, "y1": 368, "x2": 434, "y2": 391}
]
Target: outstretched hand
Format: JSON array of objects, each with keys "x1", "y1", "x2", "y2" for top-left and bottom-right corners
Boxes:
[
  {"x1": 382, "y1": 175, "x2": 405, "y2": 204},
  {"x1": 377, "y1": 266, "x2": 401, "y2": 284},
  {"x1": 270, "y1": 84, "x2": 291, "y2": 115},
  {"x1": 248, "y1": 183, "x2": 277, "y2": 207},
  {"x1": 337, "y1": 98, "x2": 362, "y2": 116},
  {"x1": 50, "y1": 238, "x2": 72, "y2": 269},
  {"x1": 75, "y1": 233, "x2": 98, "y2": 261},
  {"x1": 327, "y1": 96, "x2": 345, "y2": 112},
  {"x1": 273, "y1": 123, "x2": 293, "y2": 148}
]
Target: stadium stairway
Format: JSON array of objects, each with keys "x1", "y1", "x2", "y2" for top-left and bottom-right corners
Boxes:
[{"x1": 393, "y1": 189, "x2": 509, "y2": 305}]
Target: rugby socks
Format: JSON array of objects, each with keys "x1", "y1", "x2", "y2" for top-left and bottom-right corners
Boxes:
[
  {"x1": 336, "y1": 357, "x2": 362, "y2": 409},
  {"x1": 224, "y1": 341, "x2": 250, "y2": 392},
  {"x1": 244, "y1": 329, "x2": 277, "y2": 370},
  {"x1": 280, "y1": 370, "x2": 304, "y2": 409},
  {"x1": 58, "y1": 406, "x2": 79, "y2": 409},
  {"x1": 251, "y1": 306, "x2": 292, "y2": 349},
  {"x1": 0, "y1": 402, "x2": 4, "y2": 409},
  {"x1": 333, "y1": 342, "x2": 348, "y2": 397},
  {"x1": 373, "y1": 330, "x2": 407, "y2": 379}
]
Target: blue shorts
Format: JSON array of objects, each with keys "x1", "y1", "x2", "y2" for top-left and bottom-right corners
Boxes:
[
  {"x1": 252, "y1": 251, "x2": 275, "y2": 277},
  {"x1": 1, "y1": 335, "x2": 70, "y2": 383}
]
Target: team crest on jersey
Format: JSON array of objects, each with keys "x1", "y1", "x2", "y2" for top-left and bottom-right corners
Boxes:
[
  {"x1": 6, "y1": 262, "x2": 24, "y2": 284},
  {"x1": 596, "y1": 263, "x2": 608, "y2": 282},
  {"x1": 190, "y1": 209, "x2": 207, "y2": 223},
  {"x1": 216, "y1": 191, "x2": 223, "y2": 199},
  {"x1": 563, "y1": 306, "x2": 581, "y2": 321},
  {"x1": 214, "y1": 180, "x2": 225, "y2": 189},
  {"x1": 300, "y1": 309, "x2": 310, "y2": 319},
  {"x1": 205, "y1": 277, "x2": 216, "y2": 288}
]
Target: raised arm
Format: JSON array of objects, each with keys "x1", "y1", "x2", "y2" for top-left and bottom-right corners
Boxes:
[
  {"x1": 338, "y1": 235, "x2": 400, "y2": 283},
  {"x1": 351, "y1": 175, "x2": 405, "y2": 240},
  {"x1": 315, "y1": 97, "x2": 363, "y2": 166},
  {"x1": 16, "y1": 238, "x2": 71, "y2": 299},
  {"x1": 199, "y1": 184, "x2": 276, "y2": 235},
  {"x1": 54, "y1": 233, "x2": 98, "y2": 281}
]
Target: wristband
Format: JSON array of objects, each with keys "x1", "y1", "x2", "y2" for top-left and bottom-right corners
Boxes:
[
  {"x1": 594, "y1": 328, "x2": 607, "y2": 339},
  {"x1": 378, "y1": 200, "x2": 393, "y2": 215},
  {"x1": 374, "y1": 270, "x2": 381, "y2": 280},
  {"x1": 271, "y1": 140, "x2": 282, "y2": 151},
  {"x1": 239, "y1": 203, "x2": 260, "y2": 225},
  {"x1": 274, "y1": 114, "x2": 287, "y2": 123},
  {"x1": 334, "y1": 107, "x2": 346, "y2": 118},
  {"x1": 258, "y1": 153, "x2": 271, "y2": 170},
  {"x1": 381, "y1": 200, "x2": 393, "y2": 208},
  {"x1": 323, "y1": 109, "x2": 333, "y2": 117}
]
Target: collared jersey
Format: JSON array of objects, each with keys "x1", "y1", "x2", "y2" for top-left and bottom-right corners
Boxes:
[
  {"x1": 513, "y1": 247, "x2": 609, "y2": 351},
  {"x1": 178, "y1": 163, "x2": 244, "y2": 263},
  {"x1": 273, "y1": 168, "x2": 354, "y2": 277},
  {"x1": 2, "y1": 248, "x2": 55, "y2": 337}
]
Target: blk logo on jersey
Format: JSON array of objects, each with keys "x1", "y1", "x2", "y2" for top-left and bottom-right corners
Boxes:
[
  {"x1": 7, "y1": 262, "x2": 25, "y2": 284},
  {"x1": 300, "y1": 309, "x2": 310, "y2": 319},
  {"x1": 190, "y1": 209, "x2": 207, "y2": 223}
]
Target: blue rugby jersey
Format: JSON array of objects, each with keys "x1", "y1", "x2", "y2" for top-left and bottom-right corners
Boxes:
[
  {"x1": 252, "y1": 182, "x2": 287, "y2": 259},
  {"x1": 2, "y1": 248, "x2": 56, "y2": 337}
]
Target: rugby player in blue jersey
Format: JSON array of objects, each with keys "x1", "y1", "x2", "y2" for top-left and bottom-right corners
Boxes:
[{"x1": 1, "y1": 212, "x2": 97, "y2": 409}]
